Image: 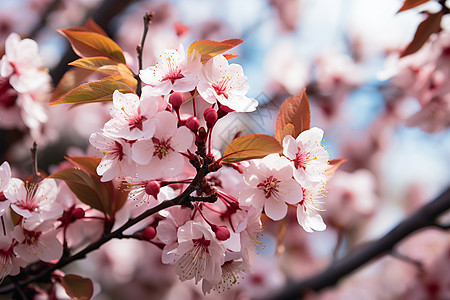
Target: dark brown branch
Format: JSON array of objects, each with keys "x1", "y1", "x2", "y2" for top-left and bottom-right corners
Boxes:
[
  {"x1": 0, "y1": 163, "x2": 212, "y2": 295},
  {"x1": 268, "y1": 185, "x2": 450, "y2": 300},
  {"x1": 30, "y1": 142, "x2": 39, "y2": 184},
  {"x1": 136, "y1": 12, "x2": 153, "y2": 96}
]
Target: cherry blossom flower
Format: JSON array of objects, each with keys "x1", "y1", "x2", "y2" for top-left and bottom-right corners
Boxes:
[
  {"x1": 282, "y1": 127, "x2": 329, "y2": 187},
  {"x1": 0, "y1": 33, "x2": 48, "y2": 93},
  {"x1": 0, "y1": 161, "x2": 12, "y2": 216},
  {"x1": 139, "y1": 44, "x2": 201, "y2": 96},
  {"x1": 197, "y1": 54, "x2": 258, "y2": 112},
  {"x1": 132, "y1": 111, "x2": 193, "y2": 179},
  {"x1": 239, "y1": 154, "x2": 302, "y2": 221},
  {"x1": 89, "y1": 132, "x2": 135, "y2": 182},
  {"x1": 202, "y1": 258, "x2": 248, "y2": 294},
  {"x1": 172, "y1": 220, "x2": 225, "y2": 285},
  {"x1": 0, "y1": 235, "x2": 25, "y2": 281},
  {"x1": 239, "y1": 207, "x2": 263, "y2": 266},
  {"x1": 297, "y1": 183, "x2": 327, "y2": 232},
  {"x1": 125, "y1": 178, "x2": 175, "y2": 207},
  {"x1": 103, "y1": 90, "x2": 158, "y2": 140},
  {"x1": 4, "y1": 178, "x2": 63, "y2": 224},
  {"x1": 11, "y1": 223, "x2": 63, "y2": 263}
]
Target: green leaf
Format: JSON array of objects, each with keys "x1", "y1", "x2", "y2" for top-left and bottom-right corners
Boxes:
[
  {"x1": 59, "y1": 29, "x2": 126, "y2": 63},
  {"x1": 401, "y1": 11, "x2": 443, "y2": 58},
  {"x1": 187, "y1": 39, "x2": 243, "y2": 64},
  {"x1": 60, "y1": 274, "x2": 93, "y2": 300},
  {"x1": 397, "y1": 0, "x2": 431, "y2": 13},
  {"x1": 275, "y1": 90, "x2": 311, "y2": 143},
  {"x1": 50, "y1": 76, "x2": 135, "y2": 106},
  {"x1": 222, "y1": 134, "x2": 283, "y2": 163}
]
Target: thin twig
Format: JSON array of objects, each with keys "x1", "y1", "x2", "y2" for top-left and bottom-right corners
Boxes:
[
  {"x1": 136, "y1": 12, "x2": 154, "y2": 96},
  {"x1": 30, "y1": 142, "x2": 39, "y2": 184}
]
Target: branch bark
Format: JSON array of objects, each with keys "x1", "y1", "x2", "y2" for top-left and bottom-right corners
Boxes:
[{"x1": 268, "y1": 185, "x2": 450, "y2": 300}]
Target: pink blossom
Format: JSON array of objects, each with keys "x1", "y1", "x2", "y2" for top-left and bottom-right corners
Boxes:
[
  {"x1": 282, "y1": 127, "x2": 329, "y2": 187},
  {"x1": 103, "y1": 90, "x2": 158, "y2": 140},
  {"x1": 140, "y1": 44, "x2": 201, "y2": 96},
  {"x1": 132, "y1": 111, "x2": 193, "y2": 179},
  {"x1": 0, "y1": 235, "x2": 25, "y2": 281},
  {"x1": 239, "y1": 154, "x2": 302, "y2": 221},
  {"x1": 297, "y1": 183, "x2": 327, "y2": 233},
  {"x1": 202, "y1": 259, "x2": 247, "y2": 294},
  {"x1": 0, "y1": 161, "x2": 12, "y2": 216},
  {"x1": 0, "y1": 33, "x2": 48, "y2": 93},
  {"x1": 172, "y1": 220, "x2": 225, "y2": 285},
  {"x1": 239, "y1": 207, "x2": 263, "y2": 266},
  {"x1": 89, "y1": 132, "x2": 136, "y2": 182},
  {"x1": 11, "y1": 223, "x2": 63, "y2": 263},
  {"x1": 197, "y1": 54, "x2": 258, "y2": 112},
  {"x1": 5, "y1": 178, "x2": 63, "y2": 224}
]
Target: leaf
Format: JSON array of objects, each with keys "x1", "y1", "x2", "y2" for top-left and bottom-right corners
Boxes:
[
  {"x1": 66, "y1": 156, "x2": 102, "y2": 177},
  {"x1": 50, "y1": 157, "x2": 128, "y2": 217},
  {"x1": 50, "y1": 68, "x2": 94, "y2": 103},
  {"x1": 281, "y1": 123, "x2": 295, "y2": 141},
  {"x1": 222, "y1": 134, "x2": 283, "y2": 163},
  {"x1": 275, "y1": 90, "x2": 311, "y2": 143},
  {"x1": 187, "y1": 39, "x2": 244, "y2": 64},
  {"x1": 397, "y1": 0, "x2": 431, "y2": 13},
  {"x1": 49, "y1": 168, "x2": 109, "y2": 214},
  {"x1": 59, "y1": 29, "x2": 126, "y2": 63},
  {"x1": 69, "y1": 57, "x2": 135, "y2": 81},
  {"x1": 60, "y1": 274, "x2": 93, "y2": 300},
  {"x1": 400, "y1": 11, "x2": 443, "y2": 58},
  {"x1": 50, "y1": 75, "x2": 136, "y2": 106},
  {"x1": 223, "y1": 54, "x2": 239, "y2": 60},
  {"x1": 325, "y1": 158, "x2": 347, "y2": 180}
]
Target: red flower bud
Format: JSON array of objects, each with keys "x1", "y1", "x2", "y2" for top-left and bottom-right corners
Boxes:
[
  {"x1": 72, "y1": 208, "x2": 85, "y2": 219},
  {"x1": 213, "y1": 225, "x2": 230, "y2": 241},
  {"x1": 169, "y1": 92, "x2": 184, "y2": 108},
  {"x1": 204, "y1": 108, "x2": 218, "y2": 125},
  {"x1": 145, "y1": 181, "x2": 161, "y2": 197},
  {"x1": 185, "y1": 116, "x2": 200, "y2": 131},
  {"x1": 143, "y1": 226, "x2": 157, "y2": 240}
]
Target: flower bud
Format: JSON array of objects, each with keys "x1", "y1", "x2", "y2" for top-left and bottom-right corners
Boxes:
[
  {"x1": 185, "y1": 116, "x2": 200, "y2": 131},
  {"x1": 169, "y1": 92, "x2": 184, "y2": 108},
  {"x1": 145, "y1": 181, "x2": 161, "y2": 197},
  {"x1": 72, "y1": 207, "x2": 85, "y2": 219},
  {"x1": 204, "y1": 108, "x2": 218, "y2": 125},
  {"x1": 143, "y1": 226, "x2": 157, "y2": 240},
  {"x1": 213, "y1": 225, "x2": 230, "y2": 241}
]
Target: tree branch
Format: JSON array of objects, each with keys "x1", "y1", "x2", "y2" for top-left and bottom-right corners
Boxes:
[
  {"x1": 0, "y1": 163, "x2": 212, "y2": 295},
  {"x1": 268, "y1": 185, "x2": 450, "y2": 300}
]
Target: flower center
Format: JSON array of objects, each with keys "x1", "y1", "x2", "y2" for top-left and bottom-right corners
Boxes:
[
  {"x1": 161, "y1": 56, "x2": 185, "y2": 84},
  {"x1": 257, "y1": 175, "x2": 281, "y2": 199},
  {"x1": 212, "y1": 76, "x2": 231, "y2": 99},
  {"x1": 108, "y1": 141, "x2": 125, "y2": 161},
  {"x1": 128, "y1": 115, "x2": 147, "y2": 131},
  {"x1": 23, "y1": 229, "x2": 42, "y2": 245},
  {"x1": 15, "y1": 183, "x2": 39, "y2": 212},
  {"x1": 152, "y1": 137, "x2": 174, "y2": 159},
  {"x1": 293, "y1": 148, "x2": 316, "y2": 170}
]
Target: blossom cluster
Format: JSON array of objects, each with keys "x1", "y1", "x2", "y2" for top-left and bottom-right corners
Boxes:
[
  {"x1": 87, "y1": 44, "x2": 331, "y2": 292},
  {"x1": 0, "y1": 33, "x2": 52, "y2": 141}
]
